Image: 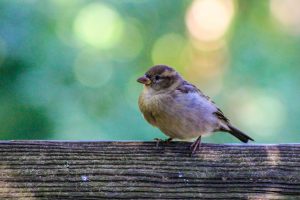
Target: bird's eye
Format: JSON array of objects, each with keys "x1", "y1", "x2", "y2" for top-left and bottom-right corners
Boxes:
[{"x1": 155, "y1": 75, "x2": 161, "y2": 80}]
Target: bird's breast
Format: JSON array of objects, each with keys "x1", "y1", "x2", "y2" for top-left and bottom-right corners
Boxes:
[{"x1": 139, "y1": 90, "x2": 164, "y2": 113}]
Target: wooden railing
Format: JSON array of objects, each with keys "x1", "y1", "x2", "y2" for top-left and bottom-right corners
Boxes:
[{"x1": 0, "y1": 141, "x2": 299, "y2": 199}]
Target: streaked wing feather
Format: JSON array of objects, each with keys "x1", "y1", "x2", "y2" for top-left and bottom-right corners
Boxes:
[
  {"x1": 176, "y1": 81, "x2": 230, "y2": 123},
  {"x1": 214, "y1": 108, "x2": 230, "y2": 123}
]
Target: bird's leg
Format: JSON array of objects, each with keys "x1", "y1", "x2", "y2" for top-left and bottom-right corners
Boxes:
[
  {"x1": 154, "y1": 137, "x2": 173, "y2": 147},
  {"x1": 190, "y1": 136, "x2": 202, "y2": 156}
]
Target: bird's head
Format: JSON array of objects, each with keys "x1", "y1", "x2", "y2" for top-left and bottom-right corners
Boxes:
[{"x1": 137, "y1": 65, "x2": 182, "y2": 91}]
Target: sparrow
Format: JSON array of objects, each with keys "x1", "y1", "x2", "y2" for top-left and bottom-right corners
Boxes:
[{"x1": 137, "y1": 64, "x2": 254, "y2": 155}]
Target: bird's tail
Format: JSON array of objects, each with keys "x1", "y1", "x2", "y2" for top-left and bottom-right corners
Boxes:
[{"x1": 227, "y1": 125, "x2": 254, "y2": 143}]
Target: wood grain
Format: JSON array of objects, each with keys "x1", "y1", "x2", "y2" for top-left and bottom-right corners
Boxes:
[{"x1": 0, "y1": 141, "x2": 299, "y2": 199}]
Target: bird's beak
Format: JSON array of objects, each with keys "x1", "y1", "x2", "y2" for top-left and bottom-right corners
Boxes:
[{"x1": 137, "y1": 76, "x2": 151, "y2": 85}]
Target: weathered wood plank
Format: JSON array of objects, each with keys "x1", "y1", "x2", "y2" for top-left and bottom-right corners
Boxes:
[{"x1": 0, "y1": 141, "x2": 299, "y2": 199}]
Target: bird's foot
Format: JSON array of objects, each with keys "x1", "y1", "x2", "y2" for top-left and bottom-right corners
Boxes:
[
  {"x1": 154, "y1": 138, "x2": 173, "y2": 147},
  {"x1": 190, "y1": 136, "x2": 202, "y2": 156}
]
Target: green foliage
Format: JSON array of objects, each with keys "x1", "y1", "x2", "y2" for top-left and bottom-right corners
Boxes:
[{"x1": 0, "y1": 0, "x2": 299, "y2": 143}]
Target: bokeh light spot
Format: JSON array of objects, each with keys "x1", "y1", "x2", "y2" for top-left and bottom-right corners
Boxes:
[
  {"x1": 74, "y1": 52, "x2": 113, "y2": 88},
  {"x1": 186, "y1": 0, "x2": 234, "y2": 41},
  {"x1": 270, "y1": 0, "x2": 300, "y2": 35},
  {"x1": 115, "y1": 20, "x2": 144, "y2": 60},
  {"x1": 73, "y1": 3, "x2": 124, "y2": 49},
  {"x1": 151, "y1": 33, "x2": 187, "y2": 68},
  {"x1": 231, "y1": 90, "x2": 286, "y2": 137}
]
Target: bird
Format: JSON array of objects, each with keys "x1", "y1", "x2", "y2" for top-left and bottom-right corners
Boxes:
[{"x1": 137, "y1": 64, "x2": 254, "y2": 155}]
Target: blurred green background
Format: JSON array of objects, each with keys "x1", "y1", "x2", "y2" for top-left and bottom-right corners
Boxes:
[{"x1": 0, "y1": 0, "x2": 299, "y2": 143}]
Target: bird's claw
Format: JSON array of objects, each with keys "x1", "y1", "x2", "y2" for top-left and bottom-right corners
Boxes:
[
  {"x1": 154, "y1": 138, "x2": 172, "y2": 147},
  {"x1": 190, "y1": 136, "x2": 202, "y2": 157}
]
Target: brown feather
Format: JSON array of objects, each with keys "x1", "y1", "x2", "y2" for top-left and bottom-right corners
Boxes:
[
  {"x1": 176, "y1": 81, "x2": 216, "y2": 103},
  {"x1": 214, "y1": 108, "x2": 230, "y2": 123},
  {"x1": 145, "y1": 65, "x2": 174, "y2": 77}
]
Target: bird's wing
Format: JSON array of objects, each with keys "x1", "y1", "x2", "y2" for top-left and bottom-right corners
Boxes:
[
  {"x1": 213, "y1": 108, "x2": 230, "y2": 123},
  {"x1": 176, "y1": 81, "x2": 230, "y2": 124},
  {"x1": 176, "y1": 81, "x2": 214, "y2": 102}
]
